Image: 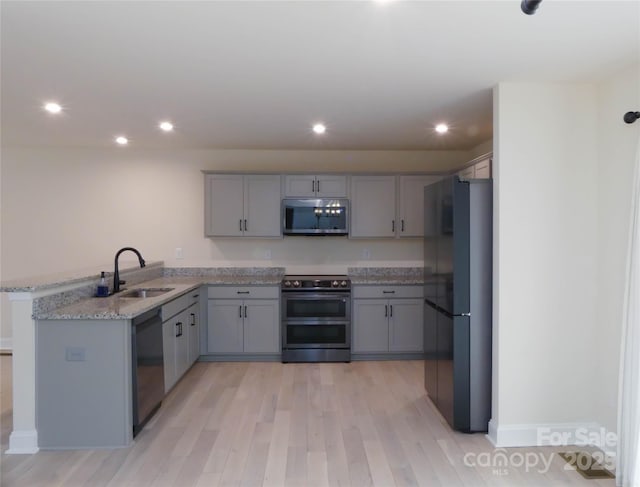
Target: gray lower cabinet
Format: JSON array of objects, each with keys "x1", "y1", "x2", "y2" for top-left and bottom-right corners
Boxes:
[
  {"x1": 35, "y1": 288, "x2": 203, "y2": 449},
  {"x1": 187, "y1": 301, "x2": 200, "y2": 365},
  {"x1": 206, "y1": 286, "x2": 279, "y2": 357},
  {"x1": 352, "y1": 285, "x2": 424, "y2": 355},
  {"x1": 36, "y1": 318, "x2": 132, "y2": 448},
  {"x1": 162, "y1": 291, "x2": 200, "y2": 392}
]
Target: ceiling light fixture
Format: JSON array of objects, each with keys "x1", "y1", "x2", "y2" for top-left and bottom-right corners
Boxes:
[
  {"x1": 115, "y1": 136, "x2": 128, "y2": 145},
  {"x1": 43, "y1": 102, "x2": 62, "y2": 114},
  {"x1": 521, "y1": 0, "x2": 542, "y2": 15},
  {"x1": 435, "y1": 123, "x2": 449, "y2": 134},
  {"x1": 312, "y1": 123, "x2": 327, "y2": 135},
  {"x1": 159, "y1": 121, "x2": 174, "y2": 132}
]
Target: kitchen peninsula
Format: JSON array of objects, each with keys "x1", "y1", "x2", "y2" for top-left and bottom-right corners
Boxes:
[{"x1": 2, "y1": 264, "x2": 423, "y2": 451}]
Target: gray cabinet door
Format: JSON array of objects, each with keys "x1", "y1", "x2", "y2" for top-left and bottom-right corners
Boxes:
[
  {"x1": 187, "y1": 302, "x2": 200, "y2": 365},
  {"x1": 163, "y1": 319, "x2": 177, "y2": 392},
  {"x1": 243, "y1": 175, "x2": 281, "y2": 237},
  {"x1": 352, "y1": 299, "x2": 389, "y2": 352},
  {"x1": 315, "y1": 175, "x2": 347, "y2": 197},
  {"x1": 174, "y1": 309, "x2": 190, "y2": 378},
  {"x1": 283, "y1": 174, "x2": 317, "y2": 197},
  {"x1": 205, "y1": 174, "x2": 244, "y2": 236},
  {"x1": 244, "y1": 299, "x2": 279, "y2": 353},
  {"x1": 207, "y1": 299, "x2": 244, "y2": 353},
  {"x1": 388, "y1": 298, "x2": 424, "y2": 352},
  {"x1": 399, "y1": 175, "x2": 441, "y2": 237},
  {"x1": 350, "y1": 175, "x2": 397, "y2": 237}
]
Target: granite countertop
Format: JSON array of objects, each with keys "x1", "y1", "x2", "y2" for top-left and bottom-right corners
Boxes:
[
  {"x1": 31, "y1": 265, "x2": 425, "y2": 320},
  {"x1": 0, "y1": 261, "x2": 164, "y2": 292},
  {"x1": 36, "y1": 274, "x2": 285, "y2": 320},
  {"x1": 348, "y1": 267, "x2": 424, "y2": 285}
]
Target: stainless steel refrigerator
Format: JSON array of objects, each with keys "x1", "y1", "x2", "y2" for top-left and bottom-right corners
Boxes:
[{"x1": 423, "y1": 176, "x2": 492, "y2": 432}]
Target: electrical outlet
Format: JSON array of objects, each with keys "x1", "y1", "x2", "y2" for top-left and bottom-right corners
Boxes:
[
  {"x1": 175, "y1": 247, "x2": 184, "y2": 259},
  {"x1": 65, "y1": 347, "x2": 86, "y2": 362},
  {"x1": 362, "y1": 248, "x2": 371, "y2": 260}
]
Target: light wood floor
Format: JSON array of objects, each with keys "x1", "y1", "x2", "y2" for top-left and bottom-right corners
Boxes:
[{"x1": 0, "y1": 355, "x2": 615, "y2": 486}]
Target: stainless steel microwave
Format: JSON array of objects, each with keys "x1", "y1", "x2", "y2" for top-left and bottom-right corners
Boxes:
[{"x1": 282, "y1": 198, "x2": 349, "y2": 236}]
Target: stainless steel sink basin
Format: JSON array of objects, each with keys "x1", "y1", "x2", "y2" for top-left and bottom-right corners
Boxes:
[{"x1": 118, "y1": 288, "x2": 174, "y2": 299}]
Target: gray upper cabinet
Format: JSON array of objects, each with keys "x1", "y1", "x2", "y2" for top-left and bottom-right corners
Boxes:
[
  {"x1": 351, "y1": 175, "x2": 441, "y2": 238},
  {"x1": 283, "y1": 174, "x2": 347, "y2": 198},
  {"x1": 457, "y1": 156, "x2": 492, "y2": 180},
  {"x1": 205, "y1": 174, "x2": 281, "y2": 237},
  {"x1": 398, "y1": 175, "x2": 441, "y2": 238},
  {"x1": 350, "y1": 175, "x2": 397, "y2": 238},
  {"x1": 474, "y1": 157, "x2": 492, "y2": 178}
]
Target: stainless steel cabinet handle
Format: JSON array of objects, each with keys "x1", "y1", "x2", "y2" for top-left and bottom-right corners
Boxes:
[
  {"x1": 385, "y1": 304, "x2": 388, "y2": 317},
  {"x1": 244, "y1": 219, "x2": 247, "y2": 231},
  {"x1": 401, "y1": 219, "x2": 405, "y2": 232},
  {"x1": 382, "y1": 290, "x2": 395, "y2": 294},
  {"x1": 190, "y1": 313, "x2": 196, "y2": 326},
  {"x1": 392, "y1": 220, "x2": 395, "y2": 233},
  {"x1": 390, "y1": 305, "x2": 393, "y2": 317},
  {"x1": 239, "y1": 219, "x2": 243, "y2": 231},
  {"x1": 176, "y1": 322, "x2": 182, "y2": 337},
  {"x1": 244, "y1": 305, "x2": 247, "y2": 318},
  {"x1": 236, "y1": 291, "x2": 250, "y2": 295},
  {"x1": 239, "y1": 305, "x2": 242, "y2": 318},
  {"x1": 317, "y1": 180, "x2": 320, "y2": 193}
]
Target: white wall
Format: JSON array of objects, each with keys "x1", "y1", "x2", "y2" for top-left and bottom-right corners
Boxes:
[
  {"x1": 594, "y1": 64, "x2": 640, "y2": 435},
  {"x1": 492, "y1": 82, "x2": 600, "y2": 440},
  {"x1": 0, "y1": 146, "x2": 478, "y2": 343}
]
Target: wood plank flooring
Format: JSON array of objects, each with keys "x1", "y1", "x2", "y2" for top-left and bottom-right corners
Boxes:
[{"x1": 0, "y1": 356, "x2": 616, "y2": 486}]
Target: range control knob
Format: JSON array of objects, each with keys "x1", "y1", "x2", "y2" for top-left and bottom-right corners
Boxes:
[
  {"x1": 293, "y1": 280, "x2": 301, "y2": 288},
  {"x1": 331, "y1": 280, "x2": 339, "y2": 287},
  {"x1": 283, "y1": 280, "x2": 291, "y2": 287},
  {"x1": 340, "y1": 280, "x2": 348, "y2": 287}
]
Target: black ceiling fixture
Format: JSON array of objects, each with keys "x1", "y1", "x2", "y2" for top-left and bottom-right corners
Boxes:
[
  {"x1": 624, "y1": 111, "x2": 640, "y2": 124},
  {"x1": 521, "y1": 0, "x2": 543, "y2": 15}
]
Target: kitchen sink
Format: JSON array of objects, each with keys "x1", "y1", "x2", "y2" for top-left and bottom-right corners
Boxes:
[{"x1": 118, "y1": 288, "x2": 174, "y2": 299}]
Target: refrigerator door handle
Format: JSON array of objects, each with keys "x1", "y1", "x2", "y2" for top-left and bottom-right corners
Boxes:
[{"x1": 424, "y1": 298, "x2": 454, "y2": 318}]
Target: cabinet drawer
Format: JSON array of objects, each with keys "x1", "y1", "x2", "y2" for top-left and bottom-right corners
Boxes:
[
  {"x1": 352, "y1": 285, "x2": 423, "y2": 299},
  {"x1": 162, "y1": 291, "x2": 198, "y2": 321},
  {"x1": 207, "y1": 286, "x2": 279, "y2": 300}
]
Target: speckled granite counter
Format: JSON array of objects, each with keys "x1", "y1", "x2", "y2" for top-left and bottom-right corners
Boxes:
[
  {"x1": 0, "y1": 261, "x2": 165, "y2": 292},
  {"x1": 348, "y1": 267, "x2": 424, "y2": 285},
  {"x1": 35, "y1": 268, "x2": 286, "y2": 320},
  {"x1": 35, "y1": 278, "x2": 202, "y2": 320},
  {"x1": 27, "y1": 265, "x2": 427, "y2": 319}
]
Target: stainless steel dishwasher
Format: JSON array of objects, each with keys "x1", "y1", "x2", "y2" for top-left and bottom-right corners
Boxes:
[{"x1": 131, "y1": 307, "x2": 164, "y2": 436}]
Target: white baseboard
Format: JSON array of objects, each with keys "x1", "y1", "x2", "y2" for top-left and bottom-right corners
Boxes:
[
  {"x1": 0, "y1": 337, "x2": 12, "y2": 353},
  {"x1": 6, "y1": 430, "x2": 39, "y2": 454},
  {"x1": 487, "y1": 419, "x2": 616, "y2": 453}
]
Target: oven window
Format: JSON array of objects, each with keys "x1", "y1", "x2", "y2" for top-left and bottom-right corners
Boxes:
[
  {"x1": 286, "y1": 324, "x2": 347, "y2": 345},
  {"x1": 286, "y1": 298, "x2": 347, "y2": 320}
]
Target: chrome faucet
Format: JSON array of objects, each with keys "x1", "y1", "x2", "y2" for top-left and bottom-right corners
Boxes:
[{"x1": 113, "y1": 247, "x2": 146, "y2": 294}]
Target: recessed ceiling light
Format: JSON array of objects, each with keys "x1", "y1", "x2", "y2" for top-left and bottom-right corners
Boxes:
[
  {"x1": 43, "y1": 102, "x2": 62, "y2": 114},
  {"x1": 435, "y1": 123, "x2": 449, "y2": 134},
  {"x1": 312, "y1": 123, "x2": 327, "y2": 135},
  {"x1": 115, "y1": 136, "x2": 128, "y2": 145},
  {"x1": 159, "y1": 121, "x2": 174, "y2": 132}
]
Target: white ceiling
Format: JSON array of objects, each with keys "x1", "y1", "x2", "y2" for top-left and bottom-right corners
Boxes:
[{"x1": 1, "y1": 1, "x2": 638, "y2": 151}]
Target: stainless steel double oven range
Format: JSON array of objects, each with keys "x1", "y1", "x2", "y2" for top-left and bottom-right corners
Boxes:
[{"x1": 281, "y1": 275, "x2": 351, "y2": 362}]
